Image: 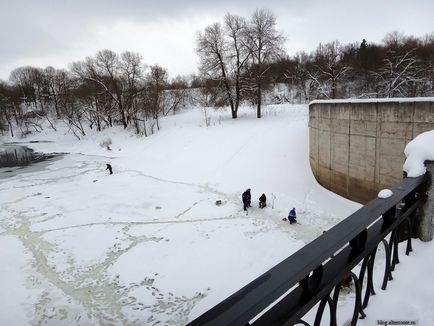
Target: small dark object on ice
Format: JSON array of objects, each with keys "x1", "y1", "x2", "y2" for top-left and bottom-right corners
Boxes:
[
  {"x1": 155, "y1": 206, "x2": 162, "y2": 210},
  {"x1": 259, "y1": 193, "x2": 267, "y2": 208},
  {"x1": 282, "y1": 217, "x2": 287, "y2": 221},
  {"x1": 93, "y1": 180, "x2": 98, "y2": 183},
  {"x1": 242, "y1": 188, "x2": 251, "y2": 211},
  {"x1": 106, "y1": 163, "x2": 113, "y2": 175},
  {"x1": 215, "y1": 200, "x2": 222, "y2": 206}
]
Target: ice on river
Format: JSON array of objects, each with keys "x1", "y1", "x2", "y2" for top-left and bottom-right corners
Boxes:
[{"x1": 0, "y1": 105, "x2": 360, "y2": 325}]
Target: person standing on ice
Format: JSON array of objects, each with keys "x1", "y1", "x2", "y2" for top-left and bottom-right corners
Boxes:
[
  {"x1": 242, "y1": 188, "x2": 251, "y2": 211},
  {"x1": 288, "y1": 207, "x2": 297, "y2": 224},
  {"x1": 106, "y1": 163, "x2": 113, "y2": 175},
  {"x1": 259, "y1": 193, "x2": 267, "y2": 208}
]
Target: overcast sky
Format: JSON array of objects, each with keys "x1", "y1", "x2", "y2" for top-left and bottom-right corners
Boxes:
[{"x1": 1, "y1": 0, "x2": 433, "y2": 80}]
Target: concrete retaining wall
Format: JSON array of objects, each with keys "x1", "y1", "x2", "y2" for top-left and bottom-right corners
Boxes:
[{"x1": 309, "y1": 98, "x2": 434, "y2": 203}]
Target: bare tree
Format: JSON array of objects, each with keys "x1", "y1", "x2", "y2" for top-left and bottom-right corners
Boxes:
[
  {"x1": 420, "y1": 33, "x2": 434, "y2": 95},
  {"x1": 310, "y1": 41, "x2": 350, "y2": 99},
  {"x1": 374, "y1": 48, "x2": 423, "y2": 97},
  {"x1": 197, "y1": 23, "x2": 235, "y2": 114},
  {"x1": 224, "y1": 13, "x2": 251, "y2": 118},
  {"x1": 285, "y1": 52, "x2": 314, "y2": 102},
  {"x1": 245, "y1": 8, "x2": 285, "y2": 118},
  {"x1": 9, "y1": 66, "x2": 40, "y2": 110},
  {"x1": 0, "y1": 81, "x2": 19, "y2": 137},
  {"x1": 164, "y1": 75, "x2": 190, "y2": 115},
  {"x1": 44, "y1": 67, "x2": 74, "y2": 119},
  {"x1": 9, "y1": 66, "x2": 60, "y2": 130},
  {"x1": 71, "y1": 50, "x2": 128, "y2": 128},
  {"x1": 120, "y1": 51, "x2": 145, "y2": 125},
  {"x1": 146, "y1": 65, "x2": 168, "y2": 131}
]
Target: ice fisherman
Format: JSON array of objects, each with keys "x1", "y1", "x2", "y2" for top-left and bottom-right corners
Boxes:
[
  {"x1": 242, "y1": 188, "x2": 251, "y2": 211},
  {"x1": 259, "y1": 193, "x2": 267, "y2": 208},
  {"x1": 288, "y1": 207, "x2": 297, "y2": 224},
  {"x1": 106, "y1": 163, "x2": 113, "y2": 175}
]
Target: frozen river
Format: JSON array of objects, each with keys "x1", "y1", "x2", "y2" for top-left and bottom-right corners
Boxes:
[
  {"x1": 0, "y1": 106, "x2": 360, "y2": 325},
  {"x1": 1, "y1": 153, "x2": 311, "y2": 325}
]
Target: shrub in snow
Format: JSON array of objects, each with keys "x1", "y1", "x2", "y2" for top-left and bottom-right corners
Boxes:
[
  {"x1": 378, "y1": 189, "x2": 393, "y2": 199},
  {"x1": 99, "y1": 138, "x2": 112, "y2": 151},
  {"x1": 403, "y1": 129, "x2": 434, "y2": 177}
]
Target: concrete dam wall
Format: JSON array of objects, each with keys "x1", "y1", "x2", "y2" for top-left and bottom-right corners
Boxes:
[{"x1": 309, "y1": 98, "x2": 434, "y2": 204}]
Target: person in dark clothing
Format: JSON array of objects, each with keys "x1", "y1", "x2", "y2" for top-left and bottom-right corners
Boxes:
[
  {"x1": 259, "y1": 193, "x2": 267, "y2": 208},
  {"x1": 288, "y1": 207, "x2": 297, "y2": 224},
  {"x1": 106, "y1": 163, "x2": 113, "y2": 175},
  {"x1": 242, "y1": 188, "x2": 251, "y2": 211}
]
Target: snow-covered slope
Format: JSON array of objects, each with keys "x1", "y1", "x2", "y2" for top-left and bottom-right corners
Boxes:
[{"x1": 1, "y1": 104, "x2": 432, "y2": 325}]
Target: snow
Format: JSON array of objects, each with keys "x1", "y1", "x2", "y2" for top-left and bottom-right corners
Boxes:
[
  {"x1": 404, "y1": 129, "x2": 434, "y2": 177},
  {"x1": 378, "y1": 189, "x2": 393, "y2": 199},
  {"x1": 310, "y1": 97, "x2": 434, "y2": 104},
  {"x1": 0, "y1": 236, "x2": 42, "y2": 326},
  {"x1": 1, "y1": 104, "x2": 433, "y2": 325},
  {"x1": 357, "y1": 240, "x2": 434, "y2": 326}
]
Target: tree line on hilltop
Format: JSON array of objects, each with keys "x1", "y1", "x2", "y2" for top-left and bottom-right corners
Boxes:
[{"x1": 1, "y1": 8, "x2": 433, "y2": 138}]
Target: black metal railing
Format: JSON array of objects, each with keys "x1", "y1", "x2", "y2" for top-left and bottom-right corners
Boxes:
[{"x1": 187, "y1": 175, "x2": 427, "y2": 326}]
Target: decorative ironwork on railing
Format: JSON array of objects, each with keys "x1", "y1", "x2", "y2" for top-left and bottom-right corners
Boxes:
[{"x1": 187, "y1": 174, "x2": 428, "y2": 326}]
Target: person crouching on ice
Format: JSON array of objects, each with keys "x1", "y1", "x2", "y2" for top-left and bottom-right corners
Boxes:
[
  {"x1": 288, "y1": 207, "x2": 297, "y2": 224},
  {"x1": 259, "y1": 193, "x2": 267, "y2": 208}
]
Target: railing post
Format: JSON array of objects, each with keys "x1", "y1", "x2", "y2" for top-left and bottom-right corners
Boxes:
[{"x1": 418, "y1": 161, "x2": 434, "y2": 241}]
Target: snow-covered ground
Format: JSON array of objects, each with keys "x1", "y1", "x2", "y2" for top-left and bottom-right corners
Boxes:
[{"x1": 1, "y1": 104, "x2": 432, "y2": 325}]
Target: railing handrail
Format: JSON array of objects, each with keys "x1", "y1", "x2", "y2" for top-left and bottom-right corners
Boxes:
[{"x1": 188, "y1": 175, "x2": 426, "y2": 326}]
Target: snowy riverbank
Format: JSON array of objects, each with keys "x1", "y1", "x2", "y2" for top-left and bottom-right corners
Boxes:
[{"x1": 1, "y1": 104, "x2": 432, "y2": 325}]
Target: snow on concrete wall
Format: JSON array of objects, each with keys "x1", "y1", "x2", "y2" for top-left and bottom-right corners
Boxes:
[{"x1": 309, "y1": 99, "x2": 434, "y2": 204}]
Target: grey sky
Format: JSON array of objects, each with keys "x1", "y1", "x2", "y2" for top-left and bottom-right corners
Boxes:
[{"x1": 1, "y1": 0, "x2": 433, "y2": 80}]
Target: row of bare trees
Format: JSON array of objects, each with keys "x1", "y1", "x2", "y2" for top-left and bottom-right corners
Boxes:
[
  {"x1": 272, "y1": 31, "x2": 434, "y2": 101},
  {"x1": 196, "y1": 11, "x2": 434, "y2": 116},
  {"x1": 1, "y1": 8, "x2": 434, "y2": 137},
  {"x1": 0, "y1": 50, "x2": 189, "y2": 137}
]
